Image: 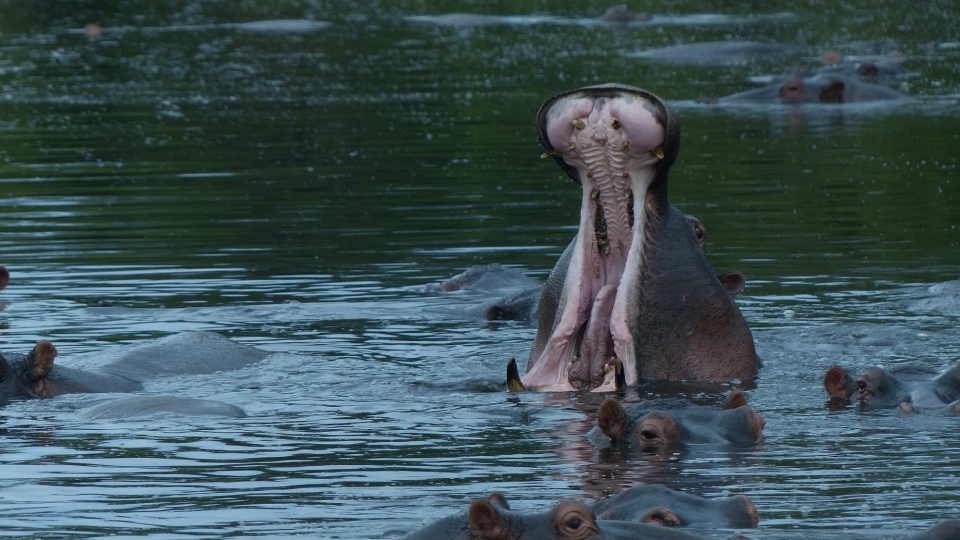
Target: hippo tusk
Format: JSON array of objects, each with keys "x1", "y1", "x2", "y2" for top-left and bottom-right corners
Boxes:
[{"x1": 506, "y1": 358, "x2": 527, "y2": 392}]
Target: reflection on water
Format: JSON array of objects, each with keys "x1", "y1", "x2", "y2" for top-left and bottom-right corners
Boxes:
[{"x1": 0, "y1": 0, "x2": 959, "y2": 538}]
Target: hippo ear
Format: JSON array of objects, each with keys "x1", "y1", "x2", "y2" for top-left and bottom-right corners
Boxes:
[
  {"x1": 819, "y1": 81, "x2": 846, "y2": 103},
  {"x1": 506, "y1": 358, "x2": 527, "y2": 392},
  {"x1": 26, "y1": 340, "x2": 58, "y2": 398},
  {"x1": 639, "y1": 507, "x2": 683, "y2": 528},
  {"x1": 468, "y1": 499, "x2": 509, "y2": 539},
  {"x1": 717, "y1": 272, "x2": 745, "y2": 296},
  {"x1": 28, "y1": 340, "x2": 57, "y2": 382},
  {"x1": 0, "y1": 266, "x2": 8, "y2": 290},
  {"x1": 597, "y1": 398, "x2": 628, "y2": 440},
  {"x1": 726, "y1": 389, "x2": 748, "y2": 409},
  {"x1": 487, "y1": 492, "x2": 510, "y2": 510},
  {"x1": 824, "y1": 366, "x2": 855, "y2": 399}
]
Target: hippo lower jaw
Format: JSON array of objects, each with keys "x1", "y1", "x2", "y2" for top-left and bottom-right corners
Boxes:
[{"x1": 519, "y1": 88, "x2": 666, "y2": 392}]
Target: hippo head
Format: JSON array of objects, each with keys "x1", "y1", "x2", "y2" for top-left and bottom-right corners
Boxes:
[
  {"x1": 519, "y1": 84, "x2": 758, "y2": 391},
  {"x1": 854, "y1": 366, "x2": 908, "y2": 408},
  {"x1": 596, "y1": 394, "x2": 765, "y2": 449},
  {"x1": 0, "y1": 340, "x2": 58, "y2": 402},
  {"x1": 469, "y1": 497, "x2": 601, "y2": 540}
]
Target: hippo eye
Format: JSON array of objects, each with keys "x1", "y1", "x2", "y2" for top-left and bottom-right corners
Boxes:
[
  {"x1": 694, "y1": 225, "x2": 705, "y2": 241},
  {"x1": 857, "y1": 380, "x2": 867, "y2": 391},
  {"x1": 567, "y1": 518, "x2": 581, "y2": 530},
  {"x1": 640, "y1": 429, "x2": 660, "y2": 441}
]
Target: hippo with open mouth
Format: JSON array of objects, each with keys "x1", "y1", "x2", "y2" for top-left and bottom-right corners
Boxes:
[{"x1": 512, "y1": 84, "x2": 759, "y2": 392}]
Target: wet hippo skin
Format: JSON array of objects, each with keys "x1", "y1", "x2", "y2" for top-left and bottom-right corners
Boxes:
[
  {"x1": 824, "y1": 363, "x2": 960, "y2": 412},
  {"x1": 0, "y1": 332, "x2": 268, "y2": 403},
  {"x1": 908, "y1": 519, "x2": 960, "y2": 540},
  {"x1": 518, "y1": 84, "x2": 758, "y2": 392},
  {"x1": 78, "y1": 395, "x2": 246, "y2": 420},
  {"x1": 432, "y1": 215, "x2": 747, "y2": 324},
  {"x1": 590, "y1": 390, "x2": 766, "y2": 447},
  {"x1": 707, "y1": 73, "x2": 907, "y2": 104},
  {"x1": 402, "y1": 485, "x2": 756, "y2": 539},
  {"x1": 627, "y1": 41, "x2": 797, "y2": 64}
]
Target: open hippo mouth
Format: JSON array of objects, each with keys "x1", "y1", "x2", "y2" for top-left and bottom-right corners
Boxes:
[{"x1": 514, "y1": 84, "x2": 758, "y2": 392}]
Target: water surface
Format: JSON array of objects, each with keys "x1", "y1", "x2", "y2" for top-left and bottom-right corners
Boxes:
[{"x1": 1, "y1": 0, "x2": 959, "y2": 538}]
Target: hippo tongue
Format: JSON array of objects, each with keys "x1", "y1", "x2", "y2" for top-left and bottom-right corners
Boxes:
[{"x1": 569, "y1": 284, "x2": 617, "y2": 389}]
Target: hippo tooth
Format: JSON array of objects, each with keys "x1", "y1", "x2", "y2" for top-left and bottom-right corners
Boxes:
[
  {"x1": 573, "y1": 119, "x2": 585, "y2": 130},
  {"x1": 540, "y1": 149, "x2": 561, "y2": 159},
  {"x1": 652, "y1": 146, "x2": 665, "y2": 159}
]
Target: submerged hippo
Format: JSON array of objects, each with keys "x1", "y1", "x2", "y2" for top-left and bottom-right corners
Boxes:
[
  {"x1": 0, "y1": 331, "x2": 268, "y2": 403},
  {"x1": 910, "y1": 520, "x2": 960, "y2": 540},
  {"x1": 706, "y1": 73, "x2": 907, "y2": 104},
  {"x1": 0, "y1": 266, "x2": 9, "y2": 309},
  {"x1": 403, "y1": 485, "x2": 755, "y2": 540},
  {"x1": 627, "y1": 41, "x2": 797, "y2": 64},
  {"x1": 516, "y1": 84, "x2": 759, "y2": 392},
  {"x1": 824, "y1": 363, "x2": 960, "y2": 412},
  {"x1": 589, "y1": 483, "x2": 758, "y2": 528},
  {"x1": 590, "y1": 390, "x2": 765, "y2": 447}
]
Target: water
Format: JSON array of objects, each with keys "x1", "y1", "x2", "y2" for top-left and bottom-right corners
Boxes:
[{"x1": 0, "y1": 0, "x2": 959, "y2": 537}]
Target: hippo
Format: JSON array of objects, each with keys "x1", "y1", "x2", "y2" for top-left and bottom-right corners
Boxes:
[
  {"x1": 0, "y1": 331, "x2": 269, "y2": 403},
  {"x1": 626, "y1": 41, "x2": 797, "y2": 64},
  {"x1": 600, "y1": 5, "x2": 651, "y2": 23},
  {"x1": 824, "y1": 363, "x2": 960, "y2": 412},
  {"x1": 0, "y1": 266, "x2": 8, "y2": 310},
  {"x1": 704, "y1": 73, "x2": 907, "y2": 104},
  {"x1": 515, "y1": 84, "x2": 759, "y2": 392},
  {"x1": 403, "y1": 486, "x2": 755, "y2": 540},
  {"x1": 590, "y1": 391, "x2": 766, "y2": 447},
  {"x1": 78, "y1": 395, "x2": 246, "y2": 420},
  {"x1": 909, "y1": 520, "x2": 960, "y2": 540},
  {"x1": 589, "y1": 484, "x2": 758, "y2": 528},
  {"x1": 813, "y1": 60, "x2": 911, "y2": 85}
]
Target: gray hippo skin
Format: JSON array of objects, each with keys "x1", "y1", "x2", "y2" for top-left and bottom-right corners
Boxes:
[
  {"x1": 712, "y1": 73, "x2": 907, "y2": 104},
  {"x1": 589, "y1": 484, "x2": 758, "y2": 528},
  {"x1": 629, "y1": 41, "x2": 797, "y2": 64},
  {"x1": 909, "y1": 520, "x2": 960, "y2": 540},
  {"x1": 0, "y1": 265, "x2": 9, "y2": 310},
  {"x1": 79, "y1": 395, "x2": 246, "y2": 420},
  {"x1": 824, "y1": 363, "x2": 960, "y2": 412},
  {"x1": 403, "y1": 489, "x2": 753, "y2": 540},
  {"x1": 519, "y1": 84, "x2": 759, "y2": 391},
  {"x1": 591, "y1": 391, "x2": 765, "y2": 447},
  {"x1": 434, "y1": 215, "x2": 745, "y2": 325},
  {"x1": 0, "y1": 332, "x2": 268, "y2": 403}
]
